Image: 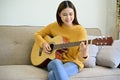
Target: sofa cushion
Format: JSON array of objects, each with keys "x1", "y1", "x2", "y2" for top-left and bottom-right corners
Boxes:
[
  {"x1": 0, "y1": 65, "x2": 120, "y2": 80},
  {"x1": 96, "y1": 40, "x2": 120, "y2": 68},
  {"x1": 70, "y1": 66, "x2": 120, "y2": 80},
  {"x1": 0, "y1": 65, "x2": 48, "y2": 80}
]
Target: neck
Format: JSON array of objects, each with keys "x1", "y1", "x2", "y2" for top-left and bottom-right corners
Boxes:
[{"x1": 63, "y1": 23, "x2": 73, "y2": 27}]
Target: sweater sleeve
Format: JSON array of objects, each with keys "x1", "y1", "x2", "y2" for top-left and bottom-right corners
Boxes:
[
  {"x1": 34, "y1": 24, "x2": 53, "y2": 48},
  {"x1": 34, "y1": 32, "x2": 46, "y2": 48}
]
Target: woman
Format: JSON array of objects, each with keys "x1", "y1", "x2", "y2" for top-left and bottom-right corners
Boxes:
[{"x1": 34, "y1": 0, "x2": 89, "y2": 80}]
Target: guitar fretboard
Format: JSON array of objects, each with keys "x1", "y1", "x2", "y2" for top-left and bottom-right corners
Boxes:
[{"x1": 53, "y1": 40, "x2": 92, "y2": 50}]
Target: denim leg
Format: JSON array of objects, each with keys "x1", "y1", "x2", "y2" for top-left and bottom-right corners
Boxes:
[
  {"x1": 48, "y1": 71, "x2": 55, "y2": 80},
  {"x1": 63, "y1": 62, "x2": 79, "y2": 76},
  {"x1": 47, "y1": 59, "x2": 69, "y2": 80}
]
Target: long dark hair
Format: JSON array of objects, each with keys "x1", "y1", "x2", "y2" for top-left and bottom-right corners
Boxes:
[{"x1": 56, "y1": 0, "x2": 79, "y2": 26}]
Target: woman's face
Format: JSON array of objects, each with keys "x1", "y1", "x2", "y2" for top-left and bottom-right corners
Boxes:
[{"x1": 59, "y1": 7, "x2": 74, "y2": 26}]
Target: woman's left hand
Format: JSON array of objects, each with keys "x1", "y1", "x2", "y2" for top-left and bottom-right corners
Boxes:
[{"x1": 79, "y1": 41, "x2": 89, "y2": 58}]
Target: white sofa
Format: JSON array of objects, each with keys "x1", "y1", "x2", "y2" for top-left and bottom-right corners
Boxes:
[{"x1": 0, "y1": 26, "x2": 120, "y2": 80}]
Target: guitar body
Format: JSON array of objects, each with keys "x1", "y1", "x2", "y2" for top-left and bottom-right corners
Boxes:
[{"x1": 31, "y1": 35, "x2": 65, "y2": 67}]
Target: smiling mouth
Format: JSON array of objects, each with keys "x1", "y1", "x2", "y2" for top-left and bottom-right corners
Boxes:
[{"x1": 65, "y1": 20, "x2": 72, "y2": 23}]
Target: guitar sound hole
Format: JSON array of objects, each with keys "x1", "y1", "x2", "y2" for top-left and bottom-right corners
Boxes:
[{"x1": 50, "y1": 43, "x2": 54, "y2": 51}]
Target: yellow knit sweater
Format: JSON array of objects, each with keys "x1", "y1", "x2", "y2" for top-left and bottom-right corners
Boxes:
[{"x1": 34, "y1": 22, "x2": 88, "y2": 70}]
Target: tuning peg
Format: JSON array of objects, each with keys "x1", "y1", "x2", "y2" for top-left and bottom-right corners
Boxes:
[
  {"x1": 104, "y1": 42, "x2": 107, "y2": 45},
  {"x1": 100, "y1": 43, "x2": 103, "y2": 45},
  {"x1": 96, "y1": 42, "x2": 99, "y2": 45}
]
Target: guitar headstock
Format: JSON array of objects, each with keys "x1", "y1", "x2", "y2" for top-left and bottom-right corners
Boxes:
[{"x1": 92, "y1": 37, "x2": 113, "y2": 46}]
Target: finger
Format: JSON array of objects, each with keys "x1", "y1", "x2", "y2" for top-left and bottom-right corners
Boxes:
[
  {"x1": 86, "y1": 40, "x2": 88, "y2": 46},
  {"x1": 45, "y1": 47, "x2": 51, "y2": 53},
  {"x1": 80, "y1": 42, "x2": 85, "y2": 47},
  {"x1": 46, "y1": 45, "x2": 51, "y2": 52}
]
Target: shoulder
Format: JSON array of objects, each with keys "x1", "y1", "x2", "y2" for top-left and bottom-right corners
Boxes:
[
  {"x1": 75, "y1": 25, "x2": 86, "y2": 32},
  {"x1": 46, "y1": 21, "x2": 59, "y2": 27},
  {"x1": 74, "y1": 25, "x2": 87, "y2": 36},
  {"x1": 42, "y1": 21, "x2": 59, "y2": 30}
]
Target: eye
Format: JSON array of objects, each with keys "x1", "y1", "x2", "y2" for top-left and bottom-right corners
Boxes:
[
  {"x1": 69, "y1": 13, "x2": 73, "y2": 16},
  {"x1": 63, "y1": 13, "x2": 67, "y2": 16}
]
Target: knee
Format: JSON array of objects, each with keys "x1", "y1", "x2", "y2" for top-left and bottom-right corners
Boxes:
[
  {"x1": 47, "y1": 59, "x2": 62, "y2": 70},
  {"x1": 49, "y1": 59, "x2": 61, "y2": 66},
  {"x1": 51, "y1": 59, "x2": 62, "y2": 66}
]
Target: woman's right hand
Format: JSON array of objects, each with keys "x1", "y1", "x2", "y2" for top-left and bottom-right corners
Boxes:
[{"x1": 42, "y1": 42, "x2": 51, "y2": 54}]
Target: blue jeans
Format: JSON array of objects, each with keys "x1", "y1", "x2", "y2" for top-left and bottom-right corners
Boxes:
[{"x1": 47, "y1": 59, "x2": 79, "y2": 80}]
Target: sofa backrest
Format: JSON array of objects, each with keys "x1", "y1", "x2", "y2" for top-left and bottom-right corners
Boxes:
[
  {"x1": 0, "y1": 26, "x2": 101, "y2": 65},
  {"x1": 0, "y1": 26, "x2": 42, "y2": 65}
]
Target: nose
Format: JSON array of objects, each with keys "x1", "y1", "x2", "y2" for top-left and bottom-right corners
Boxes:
[{"x1": 66, "y1": 15, "x2": 70, "y2": 19}]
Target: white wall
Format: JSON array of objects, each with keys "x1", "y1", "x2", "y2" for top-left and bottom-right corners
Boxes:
[
  {"x1": 106, "y1": 0, "x2": 116, "y2": 38},
  {"x1": 0, "y1": 0, "x2": 116, "y2": 37}
]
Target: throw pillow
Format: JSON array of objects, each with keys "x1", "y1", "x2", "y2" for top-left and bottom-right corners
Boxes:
[
  {"x1": 96, "y1": 40, "x2": 120, "y2": 68},
  {"x1": 84, "y1": 45, "x2": 98, "y2": 68}
]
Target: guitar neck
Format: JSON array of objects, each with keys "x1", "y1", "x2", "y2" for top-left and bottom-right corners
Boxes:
[
  {"x1": 50, "y1": 36, "x2": 113, "y2": 50},
  {"x1": 53, "y1": 40, "x2": 91, "y2": 50}
]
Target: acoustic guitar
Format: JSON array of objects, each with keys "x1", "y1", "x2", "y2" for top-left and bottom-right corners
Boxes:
[{"x1": 31, "y1": 35, "x2": 113, "y2": 68}]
